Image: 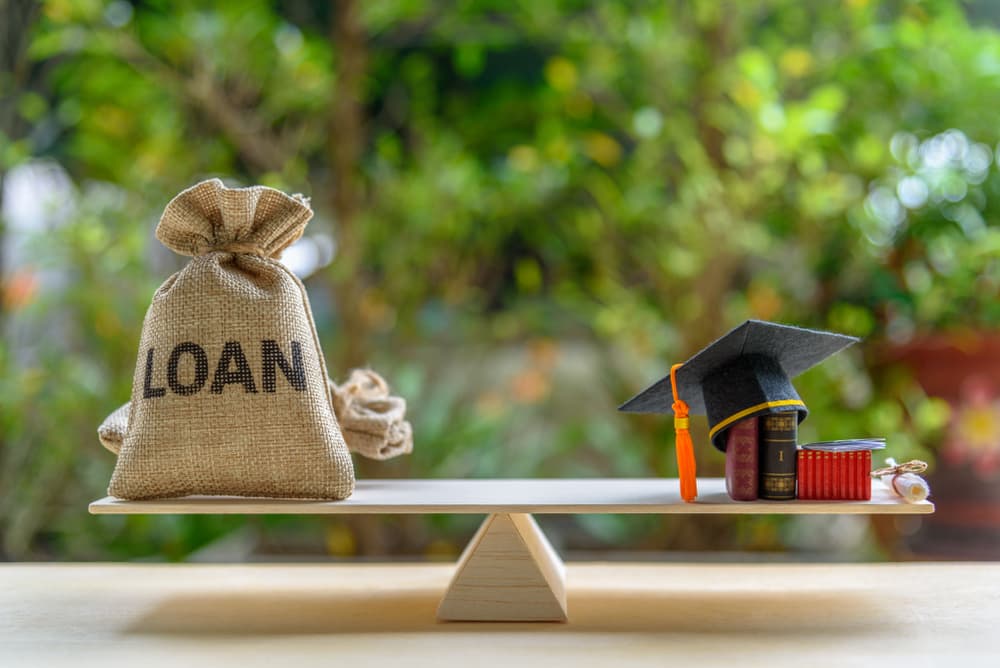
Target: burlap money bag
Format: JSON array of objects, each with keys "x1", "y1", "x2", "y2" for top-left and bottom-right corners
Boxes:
[
  {"x1": 100, "y1": 370, "x2": 413, "y2": 462},
  {"x1": 107, "y1": 179, "x2": 354, "y2": 500}
]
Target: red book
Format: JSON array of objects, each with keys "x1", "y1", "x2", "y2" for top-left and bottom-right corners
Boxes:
[
  {"x1": 846, "y1": 451, "x2": 855, "y2": 499},
  {"x1": 809, "y1": 451, "x2": 816, "y2": 499},
  {"x1": 851, "y1": 452, "x2": 868, "y2": 499},
  {"x1": 841, "y1": 452, "x2": 848, "y2": 498},
  {"x1": 833, "y1": 452, "x2": 841, "y2": 499},
  {"x1": 828, "y1": 452, "x2": 836, "y2": 498},
  {"x1": 862, "y1": 450, "x2": 872, "y2": 500},
  {"x1": 808, "y1": 451, "x2": 817, "y2": 499},
  {"x1": 853, "y1": 450, "x2": 862, "y2": 500},
  {"x1": 804, "y1": 450, "x2": 813, "y2": 499},
  {"x1": 819, "y1": 452, "x2": 833, "y2": 499},
  {"x1": 858, "y1": 451, "x2": 866, "y2": 499},
  {"x1": 839, "y1": 453, "x2": 848, "y2": 498},
  {"x1": 804, "y1": 452, "x2": 813, "y2": 499},
  {"x1": 799, "y1": 450, "x2": 813, "y2": 499},
  {"x1": 725, "y1": 417, "x2": 759, "y2": 501},
  {"x1": 796, "y1": 450, "x2": 807, "y2": 499},
  {"x1": 859, "y1": 451, "x2": 867, "y2": 499},
  {"x1": 842, "y1": 451, "x2": 849, "y2": 499},
  {"x1": 840, "y1": 452, "x2": 848, "y2": 499}
]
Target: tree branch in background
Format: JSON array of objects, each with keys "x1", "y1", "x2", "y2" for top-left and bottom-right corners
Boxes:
[
  {"x1": 0, "y1": 0, "x2": 42, "y2": 559},
  {"x1": 329, "y1": 0, "x2": 391, "y2": 556},
  {"x1": 183, "y1": 66, "x2": 291, "y2": 174},
  {"x1": 328, "y1": 0, "x2": 369, "y2": 369},
  {"x1": 685, "y1": 11, "x2": 739, "y2": 357},
  {"x1": 111, "y1": 36, "x2": 291, "y2": 174},
  {"x1": 0, "y1": 0, "x2": 41, "y2": 312}
]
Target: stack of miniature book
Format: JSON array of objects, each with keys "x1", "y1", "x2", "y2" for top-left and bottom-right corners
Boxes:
[
  {"x1": 798, "y1": 439, "x2": 886, "y2": 500},
  {"x1": 722, "y1": 418, "x2": 885, "y2": 501}
]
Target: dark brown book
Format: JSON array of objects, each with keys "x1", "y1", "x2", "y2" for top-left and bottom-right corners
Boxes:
[
  {"x1": 759, "y1": 413, "x2": 797, "y2": 500},
  {"x1": 725, "y1": 417, "x2": 759, "y2": 501}
]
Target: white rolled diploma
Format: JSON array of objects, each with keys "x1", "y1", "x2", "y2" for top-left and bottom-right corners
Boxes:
[{"x1": 881, "y1": 472, "x2": 930, "y2": 503}]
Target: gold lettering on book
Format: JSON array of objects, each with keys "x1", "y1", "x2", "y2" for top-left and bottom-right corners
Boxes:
[
  {"x1": 762, "y1": 476, "x2": 795, "y2": 494},
  {"x1": 764, "y1": 414, "x2": 796, "y2": 431}
]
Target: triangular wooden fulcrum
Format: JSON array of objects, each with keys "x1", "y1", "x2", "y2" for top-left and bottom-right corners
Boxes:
[{"x1": 437, "y1": 512, "x2": 567, "y2": 622}]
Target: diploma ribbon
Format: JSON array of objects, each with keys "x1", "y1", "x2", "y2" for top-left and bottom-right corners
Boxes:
[{"x1": 870, "y1": 458, "x2": 928, "y2": 479}]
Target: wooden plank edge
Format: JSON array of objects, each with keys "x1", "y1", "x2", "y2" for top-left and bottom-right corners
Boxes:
[{"x1": 89, "y1": 496, "x2": 934, "y2": 515}]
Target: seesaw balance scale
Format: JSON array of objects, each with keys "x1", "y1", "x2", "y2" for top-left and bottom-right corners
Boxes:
[{"x1": 90, "y1": 478, "x2": 934, "y2": 623}]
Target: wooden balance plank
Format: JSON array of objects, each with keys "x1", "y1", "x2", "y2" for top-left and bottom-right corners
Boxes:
[
  {"x1": 86, "y1": 478, "x2": 934, "y2": 622},
  {"x1": 89, "y1": 477, "x2": 933, "y2": 515}
]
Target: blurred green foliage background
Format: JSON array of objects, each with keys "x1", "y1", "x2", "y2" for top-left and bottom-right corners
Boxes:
[{"x1": 2, "y1": 0, "x2": 999, "y2": 562}]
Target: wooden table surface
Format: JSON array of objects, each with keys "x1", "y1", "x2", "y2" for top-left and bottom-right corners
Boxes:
[{"x1": 2, "y1": 562, "x2": 995, "y2": 667}]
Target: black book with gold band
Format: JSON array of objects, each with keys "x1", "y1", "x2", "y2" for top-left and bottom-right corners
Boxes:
[{"x1": 760, "y1": 413, "x2": 798, "y2": 500}]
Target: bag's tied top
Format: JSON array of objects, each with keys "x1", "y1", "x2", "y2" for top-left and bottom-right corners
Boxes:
[{"x1": 156, "y1": 178, "x2": 312, "y2": 258}]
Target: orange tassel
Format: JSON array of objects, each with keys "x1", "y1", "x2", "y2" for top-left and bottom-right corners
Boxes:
[{"x1": 670, "y1": 363, "x2": 697, "y2": 502}]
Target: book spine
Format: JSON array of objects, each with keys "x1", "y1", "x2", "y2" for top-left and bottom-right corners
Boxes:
[
  {"x1": 859, "y1": 450, "x2": 872, "y2": 501},
  {"x1": 833, "y1": 452, "x2": 839, "y2": 498},
  {"x1": 838, "y1": 452, "x2": 846, "y2": 499},
  {"x1": 859, "y1": 451, "x2": 867, "y2": 500},
  {"x1": 833, "y1": 452, "x2": 847, "y2": 499},
  {"x1": 847, "y1": 451, "x2": 856, "y2": 499},
  {"x1": 806, "y1": 450, "x2": 815, "y2": 499},
  {"x1": 725, "y1": 417, "x2": 759, "y2": 501},
  {"x1": 831, "y1": 452, "x2": 839, "y2": 499},
  {"x1": 803, "y1": 450, "x2": 813, "y2": 499},
  {"x1": 820, "y1": 452, "x2": 833, "y2": 499},
  {"x1": 796, "y1": 450, "x2": 807, "y2": 499},
  {"x1": 759, "y1": 413, "x2": 797, "y2": 500},
  {"x1": 844, "y1": 453, "x2": 852, "y2": 498},
  {"x1": 856, "y1": 450, "x2": 863, "y2": 500}
]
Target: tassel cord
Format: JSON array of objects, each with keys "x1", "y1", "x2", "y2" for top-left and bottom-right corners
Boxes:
[{"x1": 670, "y1": 363, "x2": 697, "y2": 502}]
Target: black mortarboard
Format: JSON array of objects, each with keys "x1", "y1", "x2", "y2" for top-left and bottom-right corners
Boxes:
[{"x1": 619, "y1": 320, "x2": 858, "y2": 452}]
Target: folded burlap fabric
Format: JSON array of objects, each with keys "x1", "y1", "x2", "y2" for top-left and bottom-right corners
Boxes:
[
  {"x1": 329, "y1": 369, "x2": 413, "y2": 460},
  {"x1": 97, "y1": 403, "x2": 130, "y2": 454},
  {"x1": 100, "y1": 369, "x2": 413, "y2": 461},
  {"x1": 105, "y1": 179, "x2": 354, "y2": 500}
]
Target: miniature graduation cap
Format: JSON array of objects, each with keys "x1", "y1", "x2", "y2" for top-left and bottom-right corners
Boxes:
[{"x1": 619, "y1": 320, "x2": 858, "y2": 501}]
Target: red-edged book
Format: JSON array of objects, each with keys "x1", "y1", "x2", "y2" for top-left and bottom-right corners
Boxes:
[{"x1": 725, "y1": 416, "x2": 759, "y2": 501}]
